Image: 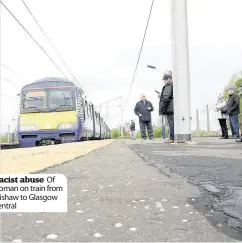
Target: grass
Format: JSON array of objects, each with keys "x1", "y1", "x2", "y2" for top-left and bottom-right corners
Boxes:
[{"x1": 111, "y1": 127, "x2": 219, "y2": 139}]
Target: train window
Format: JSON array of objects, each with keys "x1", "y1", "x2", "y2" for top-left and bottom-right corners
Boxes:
[
  {"x1": 23, "y1": 91, "x2": 47, "y2": 110},
  {"x1": 95, "y1": 112, "x2": 98, "y2": 123},
  {"x1": 85, "y1": 101, "x2": 89, "y2": 117},
  {"x1": 48, "y1": 89, "x2": 73, "y2": 109},
  {"x1": 82, "y1": 98, "x2": 86, "y2": 120}
]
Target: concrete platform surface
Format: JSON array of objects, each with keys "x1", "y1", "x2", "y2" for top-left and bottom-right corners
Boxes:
[
  {"x1": 0, "y1": 140, "x2": 113, "y2": 174},
  {"x1": 126, "y1": 137, "x2": 242, "y2": 240},
  {"x1": 0, "y1": 140, "x2": 237, "y2": 242}
]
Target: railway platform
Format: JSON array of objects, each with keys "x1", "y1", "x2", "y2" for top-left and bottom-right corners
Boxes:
[
  {"x1": 1, "y1": 138, "x2": 241, "y2": 241},
  {"x1": 0, "y1": 140, "x2": 112, "y2": 174}
]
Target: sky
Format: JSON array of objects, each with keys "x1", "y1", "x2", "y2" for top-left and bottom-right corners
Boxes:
[{"x1": 1, "y1": 0, "x2": 242, "y2": 133}]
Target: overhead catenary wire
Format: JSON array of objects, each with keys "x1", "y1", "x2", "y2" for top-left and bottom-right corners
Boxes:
[
  {"x1": 124, "y1": 0, "x2": 155, "y2": 108},
  {"x1": 0, "y1": 93, "x2": 18, "y2": 100},
  {"x1": 1, "y1": 77, "x2": 22, "y2": 88},
  {"x1": 0, "y1": 0, "x2": 68, "y2": 80},
  {"x1": 21, "y1": 0, "x2": 80, "y2": 86},
  {"x1": 1, "y1": 64, "x2": 26, "y2": 81}
]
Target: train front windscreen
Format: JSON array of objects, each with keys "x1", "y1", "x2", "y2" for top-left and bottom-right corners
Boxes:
[{"x1": 21, "y1": 88, "x2": 76, "y2": 113}]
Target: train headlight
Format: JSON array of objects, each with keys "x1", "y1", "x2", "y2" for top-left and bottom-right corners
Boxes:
[
  {"x1": 57, "y1": 123, "x2": 77, "y2": 130},
  {"x1": 20, "y1": 125, "x2": 39, "y2": 131}
]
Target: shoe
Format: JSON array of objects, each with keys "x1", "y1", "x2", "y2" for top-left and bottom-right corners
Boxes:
[
  {"x1": 141, "y1": 138, "x2": 146, "y2": 142},
  {"x1": 149, "y1": 137, "x2": 154, "y2": 140},
  {"x1": 219, "y1": 137, "x2": 225, "y2": 139},
  {"x1": 235, "y1": 138, "x2": 242, "y2": 143}
]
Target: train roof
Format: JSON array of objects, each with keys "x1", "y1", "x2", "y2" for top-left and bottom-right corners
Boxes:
[{"x1": 21, "y1": 77, "x2": 78, "y2": 90}]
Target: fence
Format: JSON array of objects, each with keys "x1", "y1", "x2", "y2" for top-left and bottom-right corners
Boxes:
[{"x1": 193, "y1": 104, "x2": 218, "y2": 132}]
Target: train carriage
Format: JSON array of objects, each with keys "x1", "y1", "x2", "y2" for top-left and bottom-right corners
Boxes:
[
  {"x1": 17, "y1": 77, "x2": 110, "y2": 147},
  {"x1": 100, "y1": 117, "x2": 105, "y2": 139}
]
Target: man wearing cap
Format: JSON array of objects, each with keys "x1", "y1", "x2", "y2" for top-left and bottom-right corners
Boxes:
[
  {"x1": 236, "y1": 85, "x2": 242, "y2": 142},
  {"x1": 227, "y1": 86, "x2": 240, "y2": 139},
  {"x1": 130, "y1": 120, "x2": 136, "y2": 140},
  {"x1": 134, "y1": 94, "x2": 154, "y2": 141},
  {"x1": 159, "y1": 72, "x2": 174, "y2": 143}
]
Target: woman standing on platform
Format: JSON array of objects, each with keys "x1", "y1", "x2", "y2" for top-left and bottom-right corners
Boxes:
[{"x1": 215, "y1": 95, "x2": 229, "y2": 139}]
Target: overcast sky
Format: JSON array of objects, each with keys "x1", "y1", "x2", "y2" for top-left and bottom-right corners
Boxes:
[{"x1": 1, "y1": 0, "x2": 242, "y2": 133}]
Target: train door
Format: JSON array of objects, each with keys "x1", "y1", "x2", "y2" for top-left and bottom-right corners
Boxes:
[
  {"x1": 99, "y1": 114, "x2": 102, "y2": 139},
  {"x1": 95, "y1": 111, "x2": 100, "y2": 138},
  {"x1": 88, "y1": 103, "x2": 94, "y2": 138},
  {"x1": 76, "y1": 89, "x2": 85, "y2": 140},
  {"x1": 91, "y1": 104, "x2": 95, "y2": 138}
]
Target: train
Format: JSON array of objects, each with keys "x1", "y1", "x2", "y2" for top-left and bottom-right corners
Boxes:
[{"x1": 17, "y1": 77, "x2": 111, "y2": 148}]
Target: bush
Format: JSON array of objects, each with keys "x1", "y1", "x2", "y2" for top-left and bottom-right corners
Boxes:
[
  {"x1": 153, "y1": 126, "x2": 161, "y2": 138},
  {"x1": 0, "y1": 133, "x2": 9, "y2": 143},
  {"x1": 193, "y1": 130, "x2": 218, "y2": 137},
  {"x1": 153, "y1": 125, "x2": 169, "y2": 138},
  {"x1": 0, "y1": 133, "x2": 18, "y2": 143},
  {"x1": 111, "y1": 126, "x2": 170, "y2": 139},
  {"x1": 111, "y1": 128, "x2": 120, "y2": 139}
]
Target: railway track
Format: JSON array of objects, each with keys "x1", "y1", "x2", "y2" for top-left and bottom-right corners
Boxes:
[{"x1": 0, "y1": 143, "x2": 20, "y2": 150}]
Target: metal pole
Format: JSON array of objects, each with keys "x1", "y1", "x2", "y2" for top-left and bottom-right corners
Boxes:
[
  {"x1": 196, "y1": 109, "x2": 199, "y2": 131},
  {"x1": 206, "y1": 105, "x2": 210, "y2": 132},
  {"x1": 106, "y1": 105, "x2": 108, "y2": 121},
  {"x1": 120, "y1": 98, "x2": 124, "y2": 138},
  {"x1": 170, "y1": 0, "x2": 191, "y2": 142},
  {"x1": 7, "y1": 124, "x2": 10, "y2": 143}
]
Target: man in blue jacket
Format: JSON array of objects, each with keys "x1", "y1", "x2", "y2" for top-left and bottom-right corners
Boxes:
[
  {"x1": 134, "y1": 94, "x2": 154, "y2": 141},
  {"x1": 227, "y1": 86, "x2": 240, "y2": 139}
]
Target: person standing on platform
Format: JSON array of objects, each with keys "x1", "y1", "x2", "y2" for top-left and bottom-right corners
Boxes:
[
  {"x1": 134, "y1": 94, "x2": 154, "y2": 141},
  {"x1": 215, "y1": 95, "x2": 229, "y2": 139},
  {"x1": 159, "y1": 71, "x2": 174, "y2": 143},
  {"x1": 236, "y1": 85, "x2": 242, "y2": 143},
  {"x1": 227, "y1": 86, "x2": 240, "y2": 139},
  {"x1": 130, "y1": 120, "x2": 136, "y2": 140}
]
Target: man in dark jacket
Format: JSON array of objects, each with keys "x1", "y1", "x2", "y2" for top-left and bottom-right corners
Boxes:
[
  {"x1": 134, "y1": 94, "x2": 154, "y2": 140},
  {"x1": 159, "y1": 72, "x2": 174, "y2": 143},
  {"x1": 227, "y1": 86, "x2": 240, "y2": 138},
  {"x1": 130, "y1": 120, "x2": 136, "y2": 140},
  {"x1": 236, "y1": 85, "x2": 242, "y2": 142}
]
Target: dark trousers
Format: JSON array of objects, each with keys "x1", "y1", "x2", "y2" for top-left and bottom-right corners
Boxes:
[
  {"x1": 230, "y1": 114, "x2": 240, "y2": 137},
  {"x1": 166, "y1": 114, "x2": 174, "y2": 140},
  {"x1": 218, "y1": 119, "x2": 228, "y2": 138},
  {"x1": 139, "y1": 121, "x2": 153, "y2": 139},
  {"x1": 230, "y1": 117, "x2": 234, "y2": 136}
]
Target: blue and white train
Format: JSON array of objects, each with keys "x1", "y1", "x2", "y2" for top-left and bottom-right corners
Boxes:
[{"x1": 17, "y1": 77, "x2": 111, "y2": 147}]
